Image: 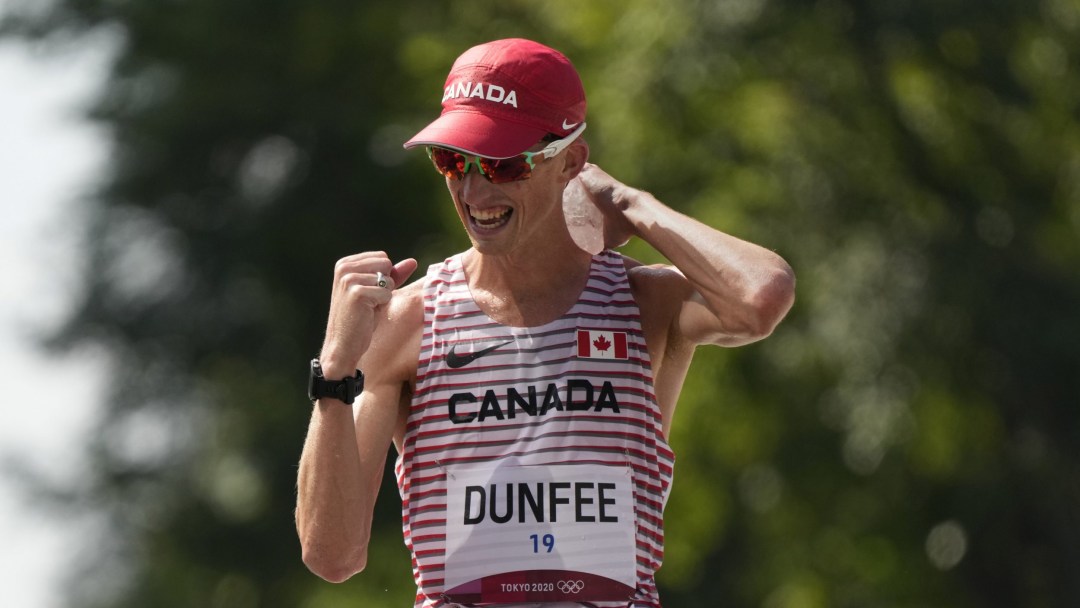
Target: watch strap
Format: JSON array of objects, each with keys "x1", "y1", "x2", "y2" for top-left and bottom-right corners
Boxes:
[{"x1": 308, "y1": 359, "x2": 364, "y2": 405}]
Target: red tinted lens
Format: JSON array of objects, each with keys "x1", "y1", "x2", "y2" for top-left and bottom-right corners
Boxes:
[
  {"x1": 478, "y1": 156, "x2": 532, "y2": 184},
  {"x1": 429, "y1": 147, "x2": 467, "y2": 179}
]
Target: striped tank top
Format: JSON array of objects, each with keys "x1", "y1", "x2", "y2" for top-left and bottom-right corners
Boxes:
[{"x1": 395, "y1": 250, "x2": 676, "y2": 608}]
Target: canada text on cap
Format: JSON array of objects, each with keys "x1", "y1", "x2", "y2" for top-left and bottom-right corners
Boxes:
[{"x1": 404, "y1": 38, "x2": 587, "y2": 159}]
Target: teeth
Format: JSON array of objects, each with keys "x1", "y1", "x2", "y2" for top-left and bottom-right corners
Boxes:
[{"x1": 469, "y1": 205, "x2": 511, "y2": 222}]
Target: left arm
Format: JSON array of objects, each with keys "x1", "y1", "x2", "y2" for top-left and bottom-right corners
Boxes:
[{"x1": 574, "y1": 163, "x2": 796, "y2": 347}]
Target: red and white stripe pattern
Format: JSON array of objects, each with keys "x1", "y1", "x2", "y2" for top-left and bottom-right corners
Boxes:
[{"x1": 395, "y1": 250, "x2": 675, "y2": 608}]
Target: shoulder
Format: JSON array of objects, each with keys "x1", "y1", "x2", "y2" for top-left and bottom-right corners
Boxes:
[
  {"x1": 362, "y1": 277, "x2": 426, "y2": 381},
  {"x1": 380, "y1": 278, "x2": 425, "y2": 343},
  {"x1": 622, "y1": 255, "x2": 693, "y2": 309},
  {"x1": 622, "y1": 254, "x2": 694, "y2": 349}
]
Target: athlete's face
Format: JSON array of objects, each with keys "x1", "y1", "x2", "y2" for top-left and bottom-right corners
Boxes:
[{"x1": 445, "y1": 141, "x2": 586, "y2": 256}]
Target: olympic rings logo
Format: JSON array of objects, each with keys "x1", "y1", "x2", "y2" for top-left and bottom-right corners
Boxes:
[{"x1": 557, "y1": 580, "x2": 585, "y2": 594}]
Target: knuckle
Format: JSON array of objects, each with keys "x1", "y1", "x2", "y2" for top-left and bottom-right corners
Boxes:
[
  {"x1": 338, "y1": 273, "x2": 356, "y2": 290},
  {"x1": 344, "y1": 281, "x2": 367, "y2": 296}
]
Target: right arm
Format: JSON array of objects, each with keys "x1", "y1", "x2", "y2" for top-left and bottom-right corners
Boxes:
[{"x1": 295, "y1": 251, "x2": 420, "y2": 582}]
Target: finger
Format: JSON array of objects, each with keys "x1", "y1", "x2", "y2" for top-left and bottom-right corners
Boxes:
[
  {"x1": 364, "y1": 258, "x2": 418, "y2": 293},
  {"x1": 336, "y1": 250, "x2": 389, "y2": 266},
  {"x1": 574, "y1": 163, "x2": 614, "y2": 192},
  {"x1": 391, "y1": 258, "x2": 419, "y2": 287},
  {"x1": 334, "y1": 251, "x2": 391, "y2": 278},
  {"x1": 340, "y1": 277, "x2": 393, "y2": 308}
]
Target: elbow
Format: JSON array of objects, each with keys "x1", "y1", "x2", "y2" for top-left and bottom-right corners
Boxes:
[
  {"x1": 300, "y1": 539, "x2": 369, "y2": 583},
  {"x1": 296, "y1": 501, "x2": 372, "y2": 583},
  {"x1": 745, "y1": 264, "x2": 796, "y2": 339}
]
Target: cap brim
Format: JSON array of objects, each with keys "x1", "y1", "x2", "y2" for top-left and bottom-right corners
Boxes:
[{"x1": 403, "y1": 111, "x2": 548, "y2": 159}]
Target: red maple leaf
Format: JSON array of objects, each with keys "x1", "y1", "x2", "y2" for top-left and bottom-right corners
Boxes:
[{"x1": 593, "y1": 335, "x2": 611, "y2": 352}]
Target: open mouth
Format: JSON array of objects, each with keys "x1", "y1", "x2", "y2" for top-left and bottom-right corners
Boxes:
[{"x1": 467, "y1": 204, "x2": 513, "y2": 231}]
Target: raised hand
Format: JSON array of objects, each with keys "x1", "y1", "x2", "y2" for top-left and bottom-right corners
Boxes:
[
  {"x1": 319, "y1": 252, "x2": 418, "y2": 379},
  {"x1": 567, "y1": 163, "x2": 639, "y2": 251}
]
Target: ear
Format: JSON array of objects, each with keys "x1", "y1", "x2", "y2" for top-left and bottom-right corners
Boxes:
[{"x1": 560, "y1": 139, "x2": 590, "y2": 181}]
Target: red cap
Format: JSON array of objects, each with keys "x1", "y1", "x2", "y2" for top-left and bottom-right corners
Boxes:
[{"x1": 403, "y1": 39, "x2": 587, "y2": 159}]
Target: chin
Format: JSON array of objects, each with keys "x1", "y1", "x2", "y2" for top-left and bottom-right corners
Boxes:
[{"x1": 469, "y1": 240, "x2": 508, "y2": 256}]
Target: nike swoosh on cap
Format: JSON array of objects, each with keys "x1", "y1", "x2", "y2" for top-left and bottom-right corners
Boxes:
[
  {"x1": 445, "y1": 339, "x2": 514, "y2": 369},
  {"x1": 561, "y1": 119, "x2": 580, "y2": 131}
]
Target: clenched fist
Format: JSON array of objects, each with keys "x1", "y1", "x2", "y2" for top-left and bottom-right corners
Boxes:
[{"x1": 319, "y1": 251, "x2": 418, "y2": 380}]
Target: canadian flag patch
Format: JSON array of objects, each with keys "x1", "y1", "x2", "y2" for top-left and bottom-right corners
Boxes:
[{"x1": 576, "y1": 329, "x2": 629, "y2": 360}]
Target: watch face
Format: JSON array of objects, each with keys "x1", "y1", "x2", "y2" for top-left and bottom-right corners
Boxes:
[{"x1": 307, "y1": 359, "x2": 322, "y2": 402}]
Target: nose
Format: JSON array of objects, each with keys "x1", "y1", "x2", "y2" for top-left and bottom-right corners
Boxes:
[{"x1": 459, "y1": 168, "x2": 489, "y2": 198}]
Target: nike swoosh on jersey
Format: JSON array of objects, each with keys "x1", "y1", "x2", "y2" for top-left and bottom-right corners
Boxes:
[{"x1": 445, "y1": 340, "x2": 514, "y2": 369}]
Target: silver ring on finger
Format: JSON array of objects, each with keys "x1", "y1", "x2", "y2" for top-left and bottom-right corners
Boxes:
[{"x1": 376, "y1": 271, "x2": 388, "y2": 289}]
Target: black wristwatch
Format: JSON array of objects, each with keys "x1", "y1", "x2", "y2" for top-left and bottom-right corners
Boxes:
[{"x1": 307, "y1": 358, "x2": 364, "y2": 405}]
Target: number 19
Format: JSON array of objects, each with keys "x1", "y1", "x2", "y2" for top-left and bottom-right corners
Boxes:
[{"x1": 530, "y1": 533, "x2": 555, "y2": 553}]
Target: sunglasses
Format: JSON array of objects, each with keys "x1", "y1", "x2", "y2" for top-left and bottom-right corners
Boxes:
[{"x1": 426, "y1": 122, "x2": 587, "y2": 184}]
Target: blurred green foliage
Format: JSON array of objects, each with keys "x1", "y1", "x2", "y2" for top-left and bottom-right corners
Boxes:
[{"x1": 3, "y1": 0, "x2": 1079, "y2": 607}]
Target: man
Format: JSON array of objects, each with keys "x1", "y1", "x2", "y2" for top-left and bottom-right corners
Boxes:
[{"x1": 296, "y1": 38, "x2": 795, "y2": 607}]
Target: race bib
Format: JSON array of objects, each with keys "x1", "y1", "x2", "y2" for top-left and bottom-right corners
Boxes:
[{"x1": 442, "y1": 464, "x2": 637, "y2": 604}]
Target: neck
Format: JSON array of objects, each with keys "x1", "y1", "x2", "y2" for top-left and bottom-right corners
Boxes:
[{"x1": 463, "y1": 244, "x2": 595, "y2": 327}]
